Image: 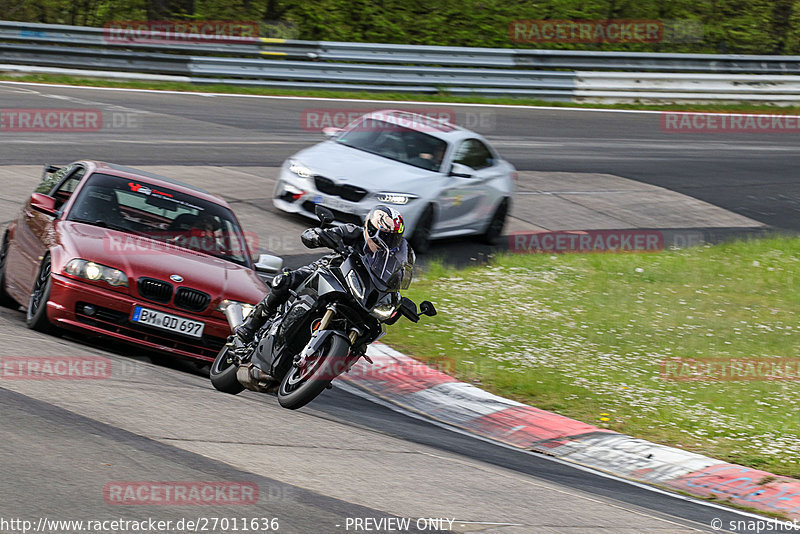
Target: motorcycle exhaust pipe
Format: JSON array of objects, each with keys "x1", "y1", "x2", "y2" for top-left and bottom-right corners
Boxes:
[{"x1": 220, "y1": 300, "x2": 246, "y2": 331}]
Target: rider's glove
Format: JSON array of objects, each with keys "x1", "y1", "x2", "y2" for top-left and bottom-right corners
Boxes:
[{"x1": 301, "y1": 228, "x2": 322, "y2": 249}]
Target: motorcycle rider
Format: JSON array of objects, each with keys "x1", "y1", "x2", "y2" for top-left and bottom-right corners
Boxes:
[{"x1": 234, "y1": 205, "x2": 408, "y2": 343}]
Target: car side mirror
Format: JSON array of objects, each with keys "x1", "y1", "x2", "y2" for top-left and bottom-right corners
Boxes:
[
  {"x1": 315, "y1": 205, "x2": 335, "y2": 226},
  {"x1": 45, "y1": 164, "x2": 61, "y2": 174},
  {"x1": 254, "y1": 253, "x2": 283, "y2": 274},
  {"x1": 322, "y1": 127, "x2": 342, "y2": 139},
  {"x1": 30, "y1": 193, "x2": 57, "y2": 216},
  {"x1": 449, "y1": 163, "x2": 474, "y2": 178}
]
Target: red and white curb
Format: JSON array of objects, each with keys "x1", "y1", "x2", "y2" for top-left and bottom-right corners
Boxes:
[{"x1": 340, "y1": 343, "x2": 800, "y2": 521}]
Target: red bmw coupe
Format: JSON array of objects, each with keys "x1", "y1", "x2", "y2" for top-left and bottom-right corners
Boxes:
[{"x1": 0, "y1": 161, "x2": 276, "y2": 361}]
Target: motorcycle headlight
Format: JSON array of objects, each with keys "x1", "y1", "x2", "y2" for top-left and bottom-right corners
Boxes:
[
  {"x1": 64, "y1": 259, "x2": 128, "y2": 287},
  {"x1": 288, "y1": 160, "x2": 315, "y2": 179},
  {"x1": 217, "y1": 299, "x2": 255, "y2": 319},
  {"x1": 370, "y1": 303, "x2": 397, "y2": 320},
  {"x1": 375, "y1": 193, "x2": 418, "y2": 205},
  {"x1": 346, "y1": 270, "x2": 364, "y2": 300}
]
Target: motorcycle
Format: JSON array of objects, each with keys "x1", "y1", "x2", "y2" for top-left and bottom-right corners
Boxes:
[{"x1": 210, "y1": 206, "x2": 437, "y2": 409}]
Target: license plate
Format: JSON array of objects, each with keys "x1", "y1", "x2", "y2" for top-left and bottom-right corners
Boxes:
[
  {"x1": 131, "y1": 306, "x2": 205, "y2": 338},
  {"x1": 314, "y1": 195, "x2": 350, "y2": 212}
]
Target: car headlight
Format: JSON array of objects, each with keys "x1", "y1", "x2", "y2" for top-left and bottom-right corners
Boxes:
[
  {"x1": 370, "y1": 303, "x2": 397, "y2": 320},
  {"x1": 346, "y1": 270, "x2": 364, "y2": 300},
  {"x1": 217, "y1": 299, "x2": 255, "y2": 319},
  {"x1": 64, "y1": 259, "x2": 128, "y2": 287},
  {"x1": 376, "y1": 193, "x2": 418, "y2": 205},
  {"x1": 288, "y1": 160, "x2": 315, "y2": 179}
]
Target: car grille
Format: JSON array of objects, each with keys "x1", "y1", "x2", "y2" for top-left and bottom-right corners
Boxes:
[
  {"x1": 137, "y1": 278, "x2": 173, "y2": 303},
  {"x1": 302, "y1": 201, "x2": 363, "y2": 225},
  {"x1": 174, "y1": 287, "x2": 211, "y2": 312},
  {"x1": 74, "y1": 302, "x2": 225, "y2": 360},
  {"x1": 314, "y1": 176, "x2": 368, "y2": 203}
]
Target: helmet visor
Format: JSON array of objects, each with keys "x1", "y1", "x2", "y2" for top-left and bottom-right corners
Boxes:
[{"x1": 365, "y1": 216, "x2": 403, "y2": 250}]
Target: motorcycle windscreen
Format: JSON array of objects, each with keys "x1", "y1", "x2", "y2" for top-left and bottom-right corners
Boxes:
[{"x1": 362, "y1": 240, "x2": 414, "y2": 291}]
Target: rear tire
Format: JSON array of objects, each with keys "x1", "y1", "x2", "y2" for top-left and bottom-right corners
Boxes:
[
  {"x1": 210, "y1": 345, "x2": 245, "y2": 394},
  {"x1": 277, "y1": 334, "x2": 350, "y2": 410},
  {"x1": 480, "y1": 198, "x2": 509, "y2": 245},
  {"x1": 0, "y1": 233, "x2": 18, "y2": 309},
  {"x1": 409, "y1": 205, "x2": 434, "y2": 254},
  {"x1": 26, "y1": 256, "x2": 54, "y2": 333}
]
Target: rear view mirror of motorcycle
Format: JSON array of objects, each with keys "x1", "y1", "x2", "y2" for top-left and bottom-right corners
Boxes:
[
  {"x1": 419, "y1": 301, "x2": 437, "y2": 317},
  {"x1": 315, "y1": 205, "x2": 335, "y2": 227}
]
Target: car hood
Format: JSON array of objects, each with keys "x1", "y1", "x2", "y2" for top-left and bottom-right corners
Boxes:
[
  {"x1": 293, "y1": 141, "x2": 441, "y2": 192},
  {"x1": 56, "y1": 221, "x2": 267, "y2": 307}
]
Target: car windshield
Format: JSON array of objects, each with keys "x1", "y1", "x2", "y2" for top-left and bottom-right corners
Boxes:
[
  {"x1": 362, "y1": 239, "x2": 414, "y2": 292},
  {"x1": 66, "y1": 173, "x2": 251, "y2": 267},
  {"x1": 335, "y1": 119, "x2": 448, "y2": 172}
]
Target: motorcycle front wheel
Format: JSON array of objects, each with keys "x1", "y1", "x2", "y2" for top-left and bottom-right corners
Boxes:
[{"x1": 277, "y1": 333, "x2": 350, "y2": 410}]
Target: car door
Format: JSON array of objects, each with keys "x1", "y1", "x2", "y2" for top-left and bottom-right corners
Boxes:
[
  {"x1": 437, "y1": 139, "x2": 502, "y2": 232},
  {"x1": 5, "y1": 164, "x2": 86, "y2": 297}
]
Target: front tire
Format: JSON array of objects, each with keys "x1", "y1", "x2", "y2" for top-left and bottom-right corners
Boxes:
[
  {"x1": 26, "y1": 256, "x2": 54, "y2": 333},
  {"x1": 277, "y1": 334, "x2": 350, "y2": 410},
  {"x1": 409, "y1": 205, "x2": 434, "y2": 254},
  {"x1": 210, "y1": 345, "x2": 245, "y2": 394},
  {"x1": 0, "y1": 233, "x2": 18, "y2": 309}
]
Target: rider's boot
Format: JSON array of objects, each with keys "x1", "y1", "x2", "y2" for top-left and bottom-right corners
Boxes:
[{"x1": 234, "y1": 272, "x2": 291, "y2": 343}]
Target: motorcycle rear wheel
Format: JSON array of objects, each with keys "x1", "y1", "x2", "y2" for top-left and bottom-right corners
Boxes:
[{"x1": 210, "y1": 345, "x2": 245, "y2": 394}]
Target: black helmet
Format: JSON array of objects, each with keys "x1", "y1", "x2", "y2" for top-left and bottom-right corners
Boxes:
[{"x1": 363, "y1": 205, "x2": 404, "y2": 251}]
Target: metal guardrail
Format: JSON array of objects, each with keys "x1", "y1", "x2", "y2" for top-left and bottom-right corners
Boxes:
[{"x1": 3, "y1": 20, "x2": 800, "y2": 102}]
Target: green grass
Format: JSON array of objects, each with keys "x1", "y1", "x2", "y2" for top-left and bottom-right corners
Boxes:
[
  {"x1": 5, "y1": 72, "x2": 800, "y2": 114},
  {"x1": 385, "y1": 236, "x2": 800, "y2": 478}
]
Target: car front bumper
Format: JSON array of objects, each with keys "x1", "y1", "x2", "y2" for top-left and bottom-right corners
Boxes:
[
  {"x1": 47, "y1": 273, "x2": 229, "y2": 361},
  {"x1": 273, "y1": 166, "x2": 427, "y2": 236}
]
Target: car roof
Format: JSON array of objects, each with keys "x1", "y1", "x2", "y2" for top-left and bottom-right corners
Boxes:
[
  {"x1": 359, "y1": 109, "x2": 475, "y2": 141},
  {"x1": 85, "y1": 161, "x2": 228, "y2": 207}
]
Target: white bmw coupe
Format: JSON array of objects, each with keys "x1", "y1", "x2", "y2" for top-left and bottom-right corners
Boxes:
[{"x1": 273, "y1": 109, "x2": 515, "y2": 252}]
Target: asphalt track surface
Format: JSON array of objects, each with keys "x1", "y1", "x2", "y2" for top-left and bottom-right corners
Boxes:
[
  {"x1": 0, "y1": 82, "x2": 798, "y2": 230},
  {"x1": 0, "y1": 82, "x2": 795, "y2": 533}
]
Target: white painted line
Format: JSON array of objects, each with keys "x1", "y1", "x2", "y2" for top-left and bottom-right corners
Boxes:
[
  {"x1": 3, "y1": 79, "x2": 800, "y2": 119},
  {"x1": 335, "y1": 381, "x2": 775, "y2": 523}
]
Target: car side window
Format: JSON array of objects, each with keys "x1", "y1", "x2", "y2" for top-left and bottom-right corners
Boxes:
[
  {"x1": 52, "y1": 167, "x2": 87, "y2": 210},
  {"x1": 35, "y1": 164, "x2": 75, "y2": 195},
  {"x1": 452, "y1": 139, "x2": 495, "y2": 170}
]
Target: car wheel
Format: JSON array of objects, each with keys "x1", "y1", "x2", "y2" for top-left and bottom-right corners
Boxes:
[
  {"x1": 0, "y1": 233, "x2": 18, "y2": 309},
  {"x1": 26, "y1": 255, "x2": 55, "y2": 333},
  {"x1": 409, "y1": 205, "x2": 434, "y2": 254},
  {"x1": 480, "y1": 198, "x2": 509, "y2": 245}
]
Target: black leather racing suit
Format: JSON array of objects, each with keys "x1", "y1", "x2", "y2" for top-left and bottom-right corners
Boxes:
[{"x1": 234, "y1": 224, "x2": 363, "y2": 342}]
